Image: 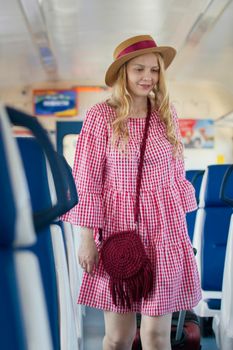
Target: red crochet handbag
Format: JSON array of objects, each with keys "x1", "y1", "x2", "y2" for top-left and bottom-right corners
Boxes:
[{"x1": 99, "y1": 99, "x2": 153, "y2": 309}]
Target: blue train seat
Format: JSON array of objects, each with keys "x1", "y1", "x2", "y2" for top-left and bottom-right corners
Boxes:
[
  {"x1": 186, "y1": 170, "x2": 205, "y2": 203},
  {"x1": 6, "y1": 105, "x2": 79, "y2": 349},
  {"x1": 186, "y1": 170, "x2": 205, "y2": 241},
  {"x1": 0, "y1": 105, "x2": 53, "y2": 350},
  {"x1": 213, "y1": 165, "x2": 233, "y2": 349},
  {"x1": 47, "y1": 157, "x2": 80, "y2": 349},
  {"x1": 0, "y1": 107, "x2": 27, "y2": 350},
  {"x1": 53, "y1": 156, "x2": 84, "y2": 346},
  {"x1": 18, "y1": 143, "x2": 79, "y2": 349},
  {"x1": 193, "y1": 164, "x2": 233, "y2": 317},
  {"x1": 59, "y1": 221, "x2": 84, "y2": 346},
  {"x1": 16, "y1": 136, "x2": 60, "y2": 349}
]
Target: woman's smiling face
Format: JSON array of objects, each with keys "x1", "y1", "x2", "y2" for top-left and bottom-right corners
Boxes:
[{"x1": 126, "y1": 53, "x2": 159, "y2": 98}]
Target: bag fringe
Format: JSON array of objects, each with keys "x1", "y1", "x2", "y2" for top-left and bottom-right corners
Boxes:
[{"x1": 110, "y1": 259, "x2": 153, "y2": 309}]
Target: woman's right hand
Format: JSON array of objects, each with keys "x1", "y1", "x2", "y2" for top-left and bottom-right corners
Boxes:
[{"x1": 78, "y1": 227, "x2": 99, "y2": 275}]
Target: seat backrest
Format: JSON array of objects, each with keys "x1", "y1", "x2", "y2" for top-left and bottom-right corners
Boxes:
[
  {"x1": 16, "y1": 142, "x2": 79, "y2": 350},
  {"x1": 186, "y1": 170, "x2": 204, "y2": 203},
  {"x1": 46, "y1": 153, "x2": 79, "y2": 349},
  {"x1": 185, "y1": 170, "x2": 205, "y2": 241},
  {"x1": 0, "y1": 105, "x2": 53, "y2": 350},
  {"x1": 220, "y1": 214, "x2": 233, "y2": 338},
  {"x1": 194, "y1": 164, "x2": 233, "y2": 292},
  {"x1": 219, "y1": 164, "x2": 233, "y2": 333},
  {"x1": 9, "y1": 107, "x2": 78, "y2": 349},
  {"x1": 0, "y1": 114, "x2": 27, "y2": 349},
  {"x1": 6, "y1": 104, "x2": 78, "y2": 349},
  {"x1": 17, "y1": 136, "x2": 60, "y2": 350}
]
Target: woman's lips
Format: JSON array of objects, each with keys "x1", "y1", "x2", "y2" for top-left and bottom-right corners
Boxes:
[{"x1": 138, "y1": 84, "x2": 152, "y2": 89}]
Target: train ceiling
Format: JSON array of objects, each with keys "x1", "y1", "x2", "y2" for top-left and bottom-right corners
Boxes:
[{"x1": 0, "y1": 0, "x2": 233, "y2": 94}]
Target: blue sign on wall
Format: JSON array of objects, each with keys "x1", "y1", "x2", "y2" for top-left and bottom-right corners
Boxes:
[{"x1": 34, "y1": 89, "x2": 78, "y2": 117}]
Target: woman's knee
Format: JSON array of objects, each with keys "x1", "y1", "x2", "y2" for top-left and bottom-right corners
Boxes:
[
  {"x1": 103, "y1": 325, "x2": 136, "y2": 349},
  {"x1": 140, "y1": 314, "x2": 172, "y2": 349},
  {"x1": 141, "y1": 328, "x2": 170, "y2": 348},
  {"x1": 103, "y1": 311, "x2": 136, "y2": 350},
  {"x1": 103, "y1": 333, "x2": 135, "y2": 350}
]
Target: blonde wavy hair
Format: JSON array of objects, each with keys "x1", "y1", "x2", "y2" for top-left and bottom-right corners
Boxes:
[{"x1": 107, "y1": 53, "x2": 182, "y2": 157}]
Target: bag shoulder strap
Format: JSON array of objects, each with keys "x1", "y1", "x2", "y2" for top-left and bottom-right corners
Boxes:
[{"x1": 134, "y1": 98, "x2": 151, "y2": 224}]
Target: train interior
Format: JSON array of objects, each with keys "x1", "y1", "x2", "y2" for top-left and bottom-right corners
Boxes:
[{"x1": 1, "y1": 0, "x2": 233, "y2": 349}]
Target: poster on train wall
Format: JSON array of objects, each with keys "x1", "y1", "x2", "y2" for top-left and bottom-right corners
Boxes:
[
  {"x1": 33, "y1": 89, "x2": 78, "y2": 117},
  {"x1": 178, "y1": 119, "x2": 214, "y2": 149}
]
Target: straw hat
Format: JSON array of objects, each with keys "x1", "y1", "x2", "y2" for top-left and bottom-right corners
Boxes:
[{"x1": 105, "y1": 35, "x2": 176, "y2": 87}]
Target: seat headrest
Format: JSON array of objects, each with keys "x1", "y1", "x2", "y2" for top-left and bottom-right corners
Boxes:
[
  {"x1": 6, "y1": 105, "x2": 76, "y2": 231},
  {"x1": 0, "y1": 105, "x2": 36, "y2": 247},
  {"x1": 186, "y1": 170, "x2": 204, "y2": 203},
  {"x1": 220, "y1": 165, "x2": 233, "y2": 207},
  {"x1": 186, "y1": 170, "x2": 201, "y2": 183},
  {"x1": 17, "y1": 137, "x2": 52, "y2": 213},
  {"x1": 0, "y1": 131, "x2": 16, "y2": 246},
  {"x1": 199, "y1": 164, "x2": 232, "y2": 207}
]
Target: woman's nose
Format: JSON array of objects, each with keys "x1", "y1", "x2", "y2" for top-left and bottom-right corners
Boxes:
[
  {"x1": 142, "y1": 71, "x2": 152, "y2": 81},
  {"x1": 142, "y1": 75, "x2": 152, "y2": 81}
]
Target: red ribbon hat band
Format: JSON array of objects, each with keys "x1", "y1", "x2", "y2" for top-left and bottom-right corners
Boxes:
[
  {"x1": 105, "y1": 35, "x2": 176, "y2": 87},
  {"x1": 116, "y1": 40, "x2": 157, "y2": 59}
]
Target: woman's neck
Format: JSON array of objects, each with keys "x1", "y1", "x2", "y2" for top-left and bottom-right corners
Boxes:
[{"x1": 130, "y1": 97, "x2": 148, "y2": 116}]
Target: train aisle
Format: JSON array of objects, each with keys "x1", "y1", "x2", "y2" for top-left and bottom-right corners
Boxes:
[
  {"x1": 83, "y1": 307, "x2": 104, "y2": 350},
  {"x1": 83, "y1": 306, "x2": 219, "y2": 350}
]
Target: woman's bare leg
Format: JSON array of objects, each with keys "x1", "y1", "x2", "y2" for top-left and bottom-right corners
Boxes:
[
  {"x1": 103, "y1": 311, "x2": 136, "y2": 350},
  {"x1": 140, "y1": 313, "x2": 172, "y2": 350}
]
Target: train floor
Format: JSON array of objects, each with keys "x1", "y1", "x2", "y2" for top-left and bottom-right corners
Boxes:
[{"x1": 83, "y1": 306, "x2": 218, "y2": 350}]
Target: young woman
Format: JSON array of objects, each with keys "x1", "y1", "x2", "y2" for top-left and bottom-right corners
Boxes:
[{"x1": 62, "y1": 35, "x2": 201, "y2": 350}]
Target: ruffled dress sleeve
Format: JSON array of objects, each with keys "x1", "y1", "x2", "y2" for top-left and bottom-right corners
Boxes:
[
  {"x1": 61, "y1": 104, "x2": 107, "y2": 228},
  {"x1": 171, "y1": 105, "x2": 197, "y2": 213}
]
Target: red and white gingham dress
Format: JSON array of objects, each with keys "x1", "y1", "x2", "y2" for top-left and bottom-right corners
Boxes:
[{"x1": 62, "y1": 101, "x2": 202, "y2": 316}]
